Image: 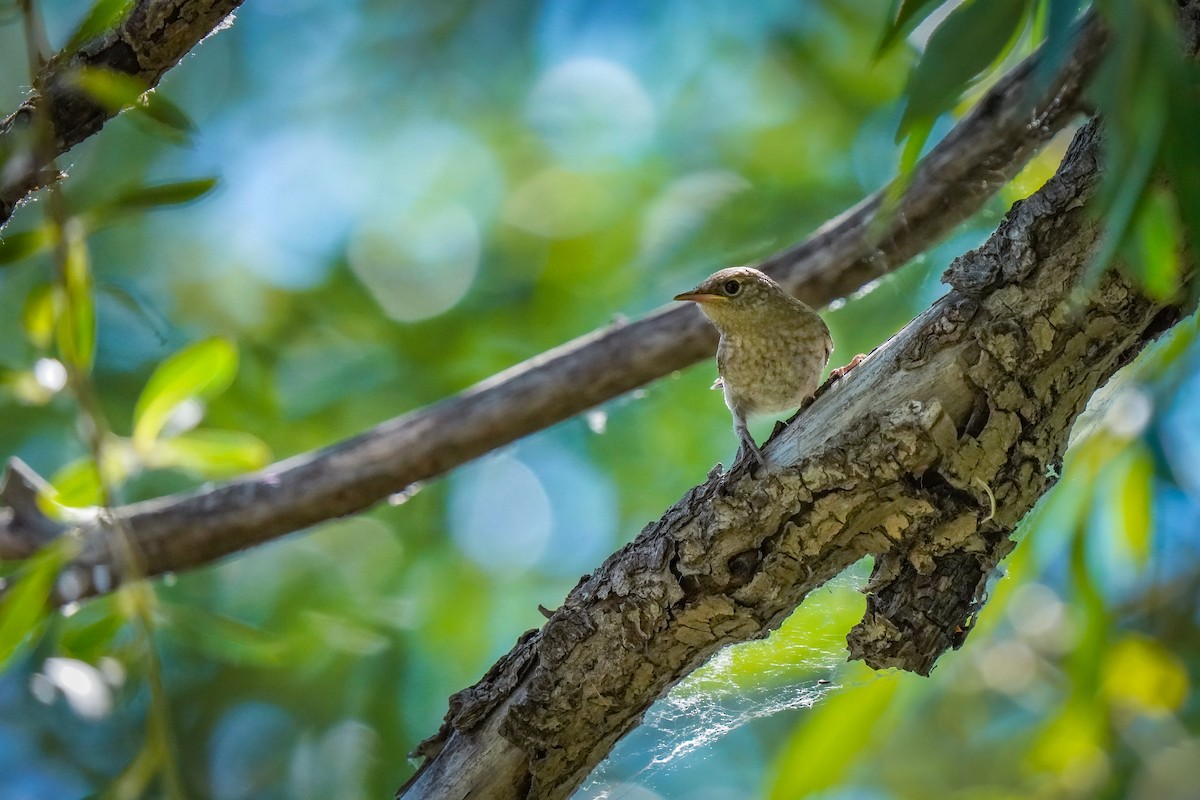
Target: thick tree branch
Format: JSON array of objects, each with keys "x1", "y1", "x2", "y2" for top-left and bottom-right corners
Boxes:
[
  {"x1": 397, "y1": 117, "x2": 1192, "y2": 800},
  {"x1": 0, "y1": 0, "x2": 244, "y2": 229},
  {"x1": 0, "y1": 16, "x2": 1110, "y2": 600}
]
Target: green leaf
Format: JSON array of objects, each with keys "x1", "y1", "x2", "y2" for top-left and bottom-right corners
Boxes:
[
  {"x1": 159, "y1": 604, "x2": 289, "y2": 666},
  {"x1": 1101, "y1": 634, "x2": 1188, "y2": 715},
  {"x1": 64, "y1": 0, "x2": 132, "y2": 53},
  {"x1": 48, "y1": 457, "x2": 103, "y2": 508},
  {"x1": 148, "y1": 429, "x2": 271, "y2": 478},
  {"x1": 21, "y1": 283, "x2": 58, "y2": 350},
  {"x1": 72, "y1": 67, "x2": 148, "y2": 112},
  {"x1": 1114, "y1": 443, "x2": 1154, "y2": 569},
  {"x1": 1029, "y1": 699, "x2": 1107, "y2": 775},
  {"x1": 0, "y1": 538, "x2": 81, "y2": 669},
  {"x1": 1033, "y1": 0, "x2": 1086, "y2": 85},
  {"x1": 1045, "y1": 0, "x2": 1086, "y2": 48},
  {"x1": 876, "y1": 0, "x2": 947, "y2": 56},
  {"x1": 87, "y1": 178, "x2": 218, "y2": 228},
  {"x1": 55, "y1": 220, "x2": 95, "y2": 373},
  {"x1": 1067, "y1": 517, "x2": 1110, "y2": 696},
  {"x1": 1082, "y1": 1, "x2": 1175, "y2": 287},
  {"x1": 132, "y1": 338, "x2": 238, "y2": 451},
  {"x1": 897, "y1": 0, "x2": 1030, "y2": 139},
  {"x1": 0, "y1": 226, "x2": 53, "y2": 265},
  {"x1": 106, "y1": 178, "x2": 218, "y2": 213},
  {"x1": 70, "y1": 67, "x2": 194, "y2": 141},
  {"x1": 136, "y1": 92, "x2": 195, "y2": 139},
  {"x1": 767, "y1": 671, "x2": 899, "y2": 798},
  {"x1": 1131, "y1": 187, "x2": 1181, "y2": 301},
  {"x1": 59, "y1": 598, "x2": 127, "y2": 661},
  {"x1": 303, "y1": 610, "x2": 389, "y2": 656},
  {"x1": 1159, "y1": 66, "x2": 1200, "y2": 306},
  {"x1": 1084, "y1": 131, "x2": 1164, "y2": 290}
]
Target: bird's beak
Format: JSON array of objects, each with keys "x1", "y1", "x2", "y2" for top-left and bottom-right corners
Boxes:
[{"x1": 674, "y1": 291, "x2": 721, "y2": 304}]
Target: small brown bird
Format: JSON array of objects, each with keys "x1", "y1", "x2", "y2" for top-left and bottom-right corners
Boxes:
[{"x1": 675, "y1": 266, "x2": 832, "y2": 466}]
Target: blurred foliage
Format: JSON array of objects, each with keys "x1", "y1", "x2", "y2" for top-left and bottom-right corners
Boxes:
[{"x1": 0, "y1": 1, "x2": 1197, "y2": 799}]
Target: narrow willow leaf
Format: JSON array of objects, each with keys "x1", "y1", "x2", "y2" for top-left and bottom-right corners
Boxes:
[
  {"x1": 1034, "y1": 0, "x2": 1086, "y2": 85},
  {"x1": 897, "y1": 0, "x2": 1030, "y2": 139},
  {"x1": 1160, "y1": 65, "x2": 1200, "y2": 306},
  {"x1": 71, "y1": 67, "x2": 193, "y2": 140},
  {"x1": 106, "y1": 178, "x2": 217, "y2": 213},
  {"x1": 1132, "y1": 187, "x2": 1182, "y2": 301},
  {"x1": 875, "y1": 0, "x2": 947, "y2": 56},
  {"x1": 148, "y1": 429, "x2": 271, "y2": 478},
  {"x1": 159, "y1": 604, "x2": 289, "y2": 666},
  {"x1": 303, "y1": 611, "x2": 389, "y2": 656},
  {"x1": 1068, "y1": 518, "x2": 1111, "y2": 694},
  {"x1": 64, "y1": 0, "x2": 131, "y2": 53},
  {"x1": 72, "y1": 67, "x2": 148, "y2": 112},
  {"x1": 1085, "y1": 129, "x2": 1164, "y2": 289},
  {"x1": 137, "y1": 91, "x2": 195, "y2": 139},
  {"x1": 1114, "y1": 444, "x2": 1154, "y2": 568},
  {"x1": 0, "y1": 538, "x2": 81, "y2": 669},
  {"x1": 768, "y1": 673, "x2": 898, "y2": 798},
  {"x1": 1082, "y1": 0, "x2": 1174, "y2": 287},
  {"x1": 875, "y1": 117, "x2": 933, "y2": 239},
  {"x1": 132, "y1": 338, "x2": 238, "y2": 451},
  {"x1": 87, "y1": 178, "x2": 218, "y2": 228},
  {"x1": 55, "y1": 220, "x2": 96, "y2": 372},
  {"x1": 0, "y1": 226, "x2": 53, "y2": 265},
  {"x1": 1101, "y1": 634, "x2": 1188, "y2": 714},
  {"x1": 59, "y1": 598, "x2": 127, "y2": 661},
  {"x1": 21, "y1": 283, "x2": 58, "y2": 350},
  {"x1": 49, "y1": 457, "x2": 104, "y2": 508},
  {"x1": 1029, "y1": 700, "x2": 1107, "y2": 774}
]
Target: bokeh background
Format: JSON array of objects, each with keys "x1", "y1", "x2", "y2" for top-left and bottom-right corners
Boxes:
[{"x1": 1, "y1": 1, "x2": 1199, "y2": 798}]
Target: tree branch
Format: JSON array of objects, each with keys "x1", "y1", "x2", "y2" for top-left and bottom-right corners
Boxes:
[
  {"x1": 0, "y1": 14, "x2": 1111, "y2": 601},
  {"x1": 398, "y1": 116, "x2": 1192, "y2": 800},
  {"x1": 0, "y1": 0, "x2": 244, "y2": 229}
]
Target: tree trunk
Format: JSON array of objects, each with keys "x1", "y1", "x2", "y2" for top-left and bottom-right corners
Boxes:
[{"x1": 398, "y1": 118, "x2": 1189, "y2": 799}]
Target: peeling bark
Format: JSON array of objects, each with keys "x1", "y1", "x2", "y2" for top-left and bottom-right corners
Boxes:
[{"x1": 399, "y1": 119, "x2": 1190, "y2": 799}]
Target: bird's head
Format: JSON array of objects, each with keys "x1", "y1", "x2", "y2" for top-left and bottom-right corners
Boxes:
[{"x1": 673, "y1": 267, "x2": 787, "y2": 332}]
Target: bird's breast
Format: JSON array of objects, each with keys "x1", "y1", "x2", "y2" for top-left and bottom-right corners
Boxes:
[{"x1": 716, "y1": 328, "x2": 829, "y2": 416}]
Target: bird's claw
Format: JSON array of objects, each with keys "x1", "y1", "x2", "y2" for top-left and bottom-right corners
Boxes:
[
  {"x1": 829, "y1": 353, "x2": 866, "y2": 381},
  {"x1": 732, "y1": 441, "x2": 765, "y2": 471}
]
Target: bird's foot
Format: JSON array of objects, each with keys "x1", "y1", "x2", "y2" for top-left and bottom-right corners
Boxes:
[
  {"x1": 732, "y1": 440, "x2": 765, "y2": 472},
  {"x1": 829, "y1": 353, "x2": 866, "y2": 381}
]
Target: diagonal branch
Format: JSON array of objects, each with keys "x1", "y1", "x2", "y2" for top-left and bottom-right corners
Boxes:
[
  {"x1": 0, "y1": 0, "x2": 245, "y2": 229},
  {"x1": 397, "y1": 116, "x2": 1192, "y2": 800},
  {"x1": 0, "y1": 14, "x2": 1111, "y2": 602}
]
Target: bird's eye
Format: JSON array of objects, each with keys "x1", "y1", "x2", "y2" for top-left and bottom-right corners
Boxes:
[{"x1": 723, "y1": 279, "x2": 741, "y2": 295}]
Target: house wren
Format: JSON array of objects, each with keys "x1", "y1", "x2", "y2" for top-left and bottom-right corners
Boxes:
[{"x1": 674, "y1": 266, "x2": 832, "y2": 466}]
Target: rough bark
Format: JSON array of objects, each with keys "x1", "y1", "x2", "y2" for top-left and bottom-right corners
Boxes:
[
  {"x1": 397, "y1": 118, "x2": 1189, "y2": 799},
  {"x1": 0, "y1": 0, "x2": 244, "y2": 228},
  {"x1": 0, "y1": 15, "x2": 1111, "y2": 602}
]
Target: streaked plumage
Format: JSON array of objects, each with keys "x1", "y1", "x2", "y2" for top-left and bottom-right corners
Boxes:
[{"x1": 675, "y1": 266, "x2": 832, "y2": 465}]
